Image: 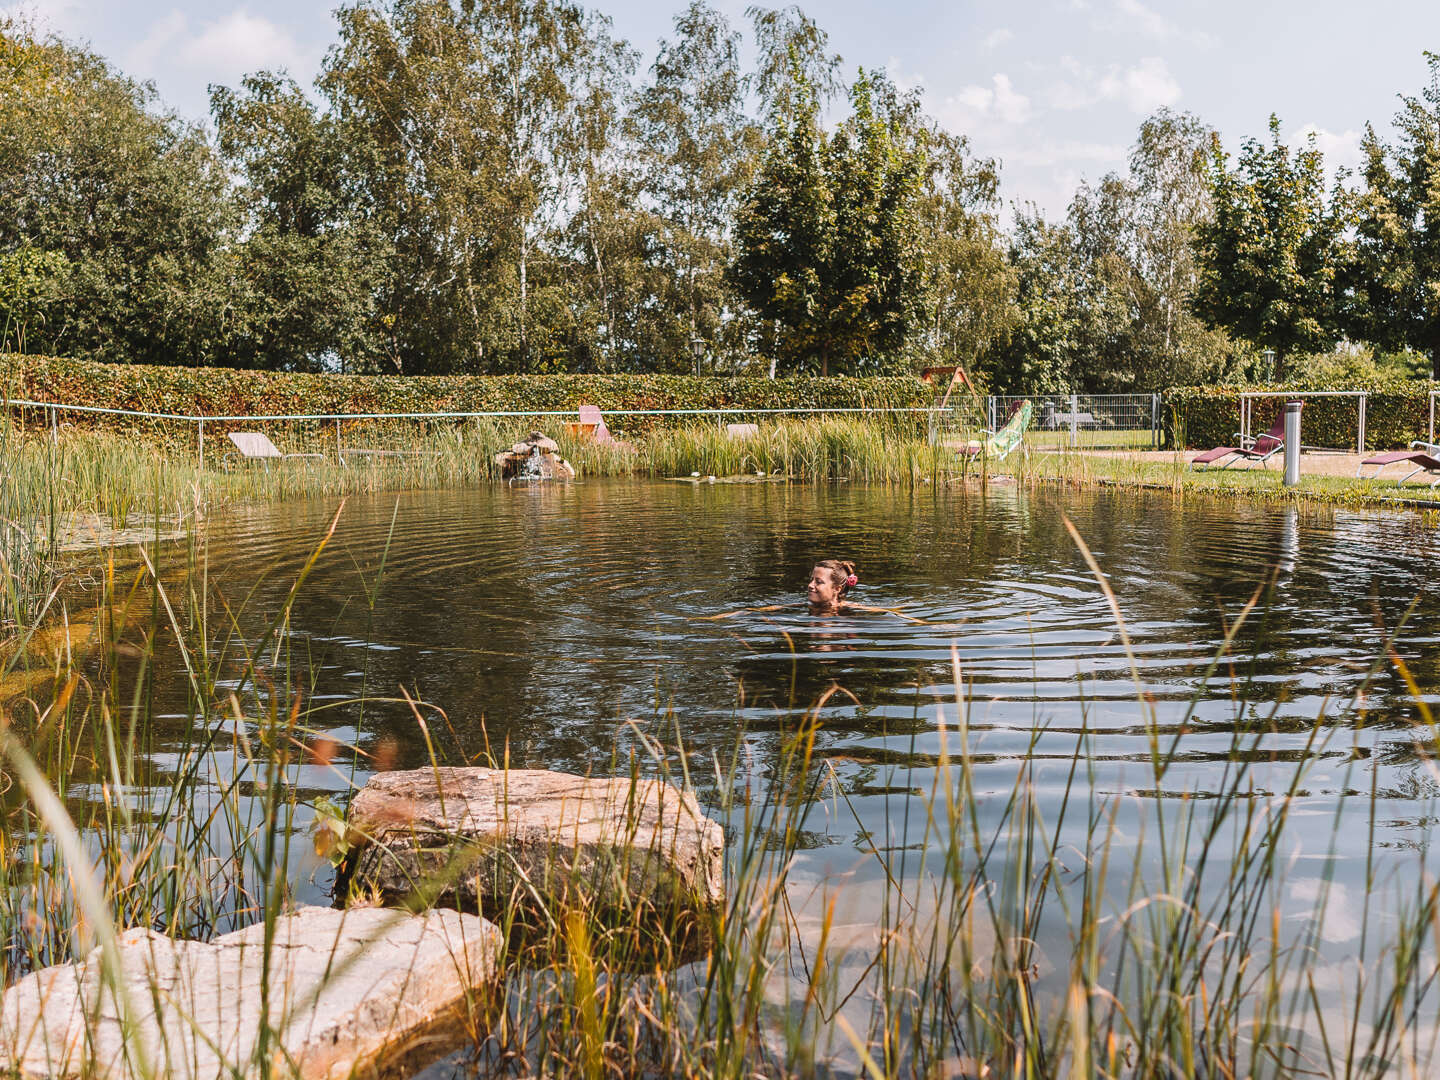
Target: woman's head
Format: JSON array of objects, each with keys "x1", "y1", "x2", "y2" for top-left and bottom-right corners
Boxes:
[{"x1": 807, "y1": 559, "x2": 858, "y2": 611}]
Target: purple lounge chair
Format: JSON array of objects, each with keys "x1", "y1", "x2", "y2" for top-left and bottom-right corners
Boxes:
[
  {"x1": 1356, "y1": 442, "x2": 1440, "y2": 486},
  {"x1": 1190, "y1": 405, "x2": 1297, "y2": 470}
]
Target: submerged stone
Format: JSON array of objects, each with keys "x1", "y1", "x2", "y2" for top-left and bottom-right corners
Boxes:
[
  {"x1": 0, "y1": 905, "x2": 500, "y2": 1080},
  {"x1": 341, "y1": 768, "x2": 724, "y2": 934}
]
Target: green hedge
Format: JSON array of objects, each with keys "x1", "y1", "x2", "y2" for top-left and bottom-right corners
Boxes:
[
  {"x1": 0, "y1": 355, "x2": 934, "y2": 437},
  {"x1": 1164, "y1": 380, "x2": 1440, "y2": 452}
]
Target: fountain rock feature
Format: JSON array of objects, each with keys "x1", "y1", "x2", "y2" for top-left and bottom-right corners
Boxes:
[{"x1": 493, "y1": 431, "x2": 575, "y2": 481}]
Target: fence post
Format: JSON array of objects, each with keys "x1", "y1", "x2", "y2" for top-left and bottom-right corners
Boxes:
[
  {"x1": 1151, "y1": 393, "x2": 1159, "y2": 449},
  {"x1": 1358, "y1": 393, "x2": 1367, "y2": 454},
  {"x1": 198, "y1": 418, "x2": 204, "y2": 469},
  {"x1": 1070, "y1": 393, "x2": 1078, "y2": 447}
]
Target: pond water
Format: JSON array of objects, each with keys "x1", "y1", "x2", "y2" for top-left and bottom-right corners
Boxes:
[{"x1": 111, "y1": 480, "x2": 1440, "y2": 1067}]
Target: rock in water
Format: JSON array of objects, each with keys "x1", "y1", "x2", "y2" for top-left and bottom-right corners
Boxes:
[
  {"x1": 341, "y1": 768, "x2": 724, "y2": 937},
  {"x1": 0, "y1": 906, "x2": 500, "y2": 1080}
]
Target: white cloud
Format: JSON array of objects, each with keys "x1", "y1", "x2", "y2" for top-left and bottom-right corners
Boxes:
[
  {"x1": 1109, "y1": 0, "x2": 1217, "y2": 46},
  {"x1": 1005, "y1": 140, "x2": 1127, "y2": 168},
  {"x1": 1114, "y1": 0, "x2": 1173, "y2": 38},
  {"x1": 1289, "y1": 879, "x2": 1360, "y2": 944},
  {"x1": 884, "y1": 57, "x2": 926, "y2": 95},
  {"x1": 127, "y1": 8, "x2": 314, "y2": 88},
  {"x1": 944, "y1": 73, "x2": 1033, "y2": 128},
  {"x1": 1290, "y1": 123, "x2": 1364, "y2": 175},
  {"x1": 982, "y1": 28, "x2": 1014, "y2": 50},
  {"x1": 1098, "y1": 56, "x2": 1181, "y2": 112},
  {"x1": 1049, "y1": 56, "x2": 1180, "y2": 114}
]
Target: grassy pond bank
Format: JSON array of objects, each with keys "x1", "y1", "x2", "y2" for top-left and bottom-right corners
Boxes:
[{"x1": 2, "y1": 422, "x2": 1440, "y2": 1076}]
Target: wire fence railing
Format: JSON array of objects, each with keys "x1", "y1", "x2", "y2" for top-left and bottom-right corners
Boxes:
[
  {"x1": 985, "y1": 393, "x2": 1163, "y2": 449},
  {"x1": 4, "y1": 398, "x2": 950, "y2": 467}
]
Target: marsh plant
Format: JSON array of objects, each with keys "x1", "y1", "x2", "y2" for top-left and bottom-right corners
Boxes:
[{"x1": 0, "y1": 505, "x2": 1438, "y2": 1077}]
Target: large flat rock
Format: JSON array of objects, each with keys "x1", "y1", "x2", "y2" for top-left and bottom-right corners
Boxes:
[
  {"x1": 0, "y1": 905, "x2": 499, "y2": 1079},
  {"x1": 342, "y1": 768, "x2": 724, "y2": 921}
]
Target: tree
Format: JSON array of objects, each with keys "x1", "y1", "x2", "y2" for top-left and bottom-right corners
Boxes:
[
  {"x1": 319, "y1": 0, "x2": 591, "y2": 374},
  {"x1": 731, "y1": 69, "x2": 928, "y2": 375},
  {"x1": 0, "y1": 20, "x2": 234, "y2": 365},
  {"x1": 914, "y1": 128, "x2": 1015, "y2": 373},
  {"x1": 1346, "y1": 53, "x2": 1440, "y2": 377},
  {"x1": 1192, "y1": 116, "x2": 1347, "y2": 376},
  {"x1": 746, "y1": 4, "x2": 841, "y2": 123},
  {"x1": 210, "y1": 72, "x2": 384, "y2": 370},
  {"x1": 629, "y1": 2, "x2": 759, "y2": 373},
  {"x1": 985, "y1": 211, "x2": 1084, "y2": 393}
]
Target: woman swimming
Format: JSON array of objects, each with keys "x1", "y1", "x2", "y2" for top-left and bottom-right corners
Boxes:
[
  {"x1": 806, "y1": 559, "x2": 860, "y2": 615},
  {"x1": 702, "y1": 559, "x2": 922, "y2": 622}
]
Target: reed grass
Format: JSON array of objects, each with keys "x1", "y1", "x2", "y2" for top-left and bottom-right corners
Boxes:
[{"x1": 0, "y1": 498, "x2": 1438, "y2": 1078}]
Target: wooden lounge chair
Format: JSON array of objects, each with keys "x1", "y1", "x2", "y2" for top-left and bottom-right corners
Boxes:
[
  {"x1": 1190, "y1": 407, "x2": 1295, "y2": 469},
  {"x1": 1356, "y1": 442, "x2": 1440, "y2": 486},
  {"x1": 227, "y1": 432, "x2": 324, "y2": 462}
]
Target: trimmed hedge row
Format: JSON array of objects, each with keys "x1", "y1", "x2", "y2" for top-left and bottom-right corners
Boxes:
[
  {"x1": 0, "y1": 355, "x2": 935, "y2": 436},
  {"x1": 1164, "y1": 381, "x2": 1440, "y2": 452}
]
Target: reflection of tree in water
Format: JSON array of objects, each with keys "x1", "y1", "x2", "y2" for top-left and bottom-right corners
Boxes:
[{"x1": 128, "y1": 481, "x2": 1440, "y2": 823}]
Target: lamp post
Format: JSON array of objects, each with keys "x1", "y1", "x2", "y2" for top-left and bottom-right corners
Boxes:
[
  {"x1": 691, "y1": 336, "x2": 704, "y2": 377},
  {"x1": 1263, "y1": 348, "x2": 1276, "y2": 381}
]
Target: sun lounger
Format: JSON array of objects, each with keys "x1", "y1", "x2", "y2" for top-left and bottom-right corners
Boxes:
[
  {"x1": 575, "y1": 403, "x2": 634, "y2": 451},
  {"x1": 1190, "y1": 407, "x2": 1295, "y2": 469},
  {"x1": 962, "y1": 400, "x2": 1033, "y2": 461},
  {"x1": 725, "y1": 423, "x2": 759, "y2": 439},
  {"x1": 1356, "y1": 442, "x2": 1440, "y2": 486},
  {"x1": 227, "y1": 432, "x2": 324, "y2": 462}
]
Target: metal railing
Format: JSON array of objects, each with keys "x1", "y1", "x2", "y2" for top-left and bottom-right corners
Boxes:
[
  {"x1": 5, "y1": 397, "x2": 948, "y2": 467},
  {"x1": 985, "y1": 393, "x2": 1162, "y2": 449},
  {"x1": 1238, "y1": 390, "x2": 1367, "y2": 454}
]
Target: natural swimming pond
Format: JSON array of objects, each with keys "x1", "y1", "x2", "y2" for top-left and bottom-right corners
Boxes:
[{"x1": 36, "y1": 480, "x2": 1440, "y2": 1073}]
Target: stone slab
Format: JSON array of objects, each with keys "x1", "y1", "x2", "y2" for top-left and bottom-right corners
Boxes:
[
  {"x1": 0, "y1": 905, "x2": 500, "y2": 1079},
  {"x1": 342, "y1": 768, "x2": 724, "y2": 919}
]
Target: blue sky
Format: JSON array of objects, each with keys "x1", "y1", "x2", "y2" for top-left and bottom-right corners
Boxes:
[{"x1": 9, "y1": 0, "x2": 1440, "y2": 217}]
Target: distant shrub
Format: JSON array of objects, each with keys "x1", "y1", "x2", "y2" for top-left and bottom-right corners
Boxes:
[
  {"x1": 0, "y1": 355, "x2": 935, "y2": 437},
  {"x1": 1164, "y1": 379, "x2": 1437, "y2": 451}
]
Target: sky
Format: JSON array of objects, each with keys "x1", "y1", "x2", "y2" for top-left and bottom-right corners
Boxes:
[{"x1": 7, "y1": 0, "x2": 1440, "y2": 219}]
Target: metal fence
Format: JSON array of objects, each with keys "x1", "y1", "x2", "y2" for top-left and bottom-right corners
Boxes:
[
  {"x1": 985, "y1": 393, "x2": 1162, "y2": 449},
  {"x1": 6, "y1": 398, "x2": 946, "y2": 466}
]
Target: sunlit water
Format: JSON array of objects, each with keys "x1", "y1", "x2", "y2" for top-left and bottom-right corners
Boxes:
[{"x1": 114, "y1": 481, "x2": 1440, "y2": 1068}]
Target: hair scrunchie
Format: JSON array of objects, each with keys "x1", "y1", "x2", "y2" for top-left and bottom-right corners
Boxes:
[{"x1": 844, "y1": 574, "x2": 858, "y2": 588}]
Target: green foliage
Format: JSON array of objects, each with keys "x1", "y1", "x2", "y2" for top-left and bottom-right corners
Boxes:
[
  {"x1": 1164, "y1": 378, "x2": 1436, "y2": 451},
  {"x1": 1, "y1": 354, "x2": 932, "y2": 436},
  {"x1": 731, "y1": 68, "x2": 928, "y2": 375},
  {"x1": 1346, "y1": 53, "x2": 1440, "y2": 376},
  {"x1": 1193, "y1": 117, "x2": 1348, "y2": 373},
  {"x1": 209, "y1": 72, "x2": 384, "y2": 371},
  {"x1": 985, "y1": 110, "x2": 1251, "y2": 394},
  {"x1": 0, "y1": 245, "x2": 68, "y2": 353},
  {"x1": 913, "y1": 129, "x2": 1014, "y2": 371},
  {"x1": 627, "y1": 2, "x2": 760, "y2": 373},
  {"x1": 0, "y1": 20, "x2": 234, "y2": 366}
]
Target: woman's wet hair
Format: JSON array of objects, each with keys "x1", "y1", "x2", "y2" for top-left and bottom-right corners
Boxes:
[{"x1": 813, "y1": 559, "x2": 858, "y2": 596}]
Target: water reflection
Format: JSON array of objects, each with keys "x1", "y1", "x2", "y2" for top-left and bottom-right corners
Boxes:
[{"x1": 121, "y1": 483, "x2": 1440, "y2": 958}]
